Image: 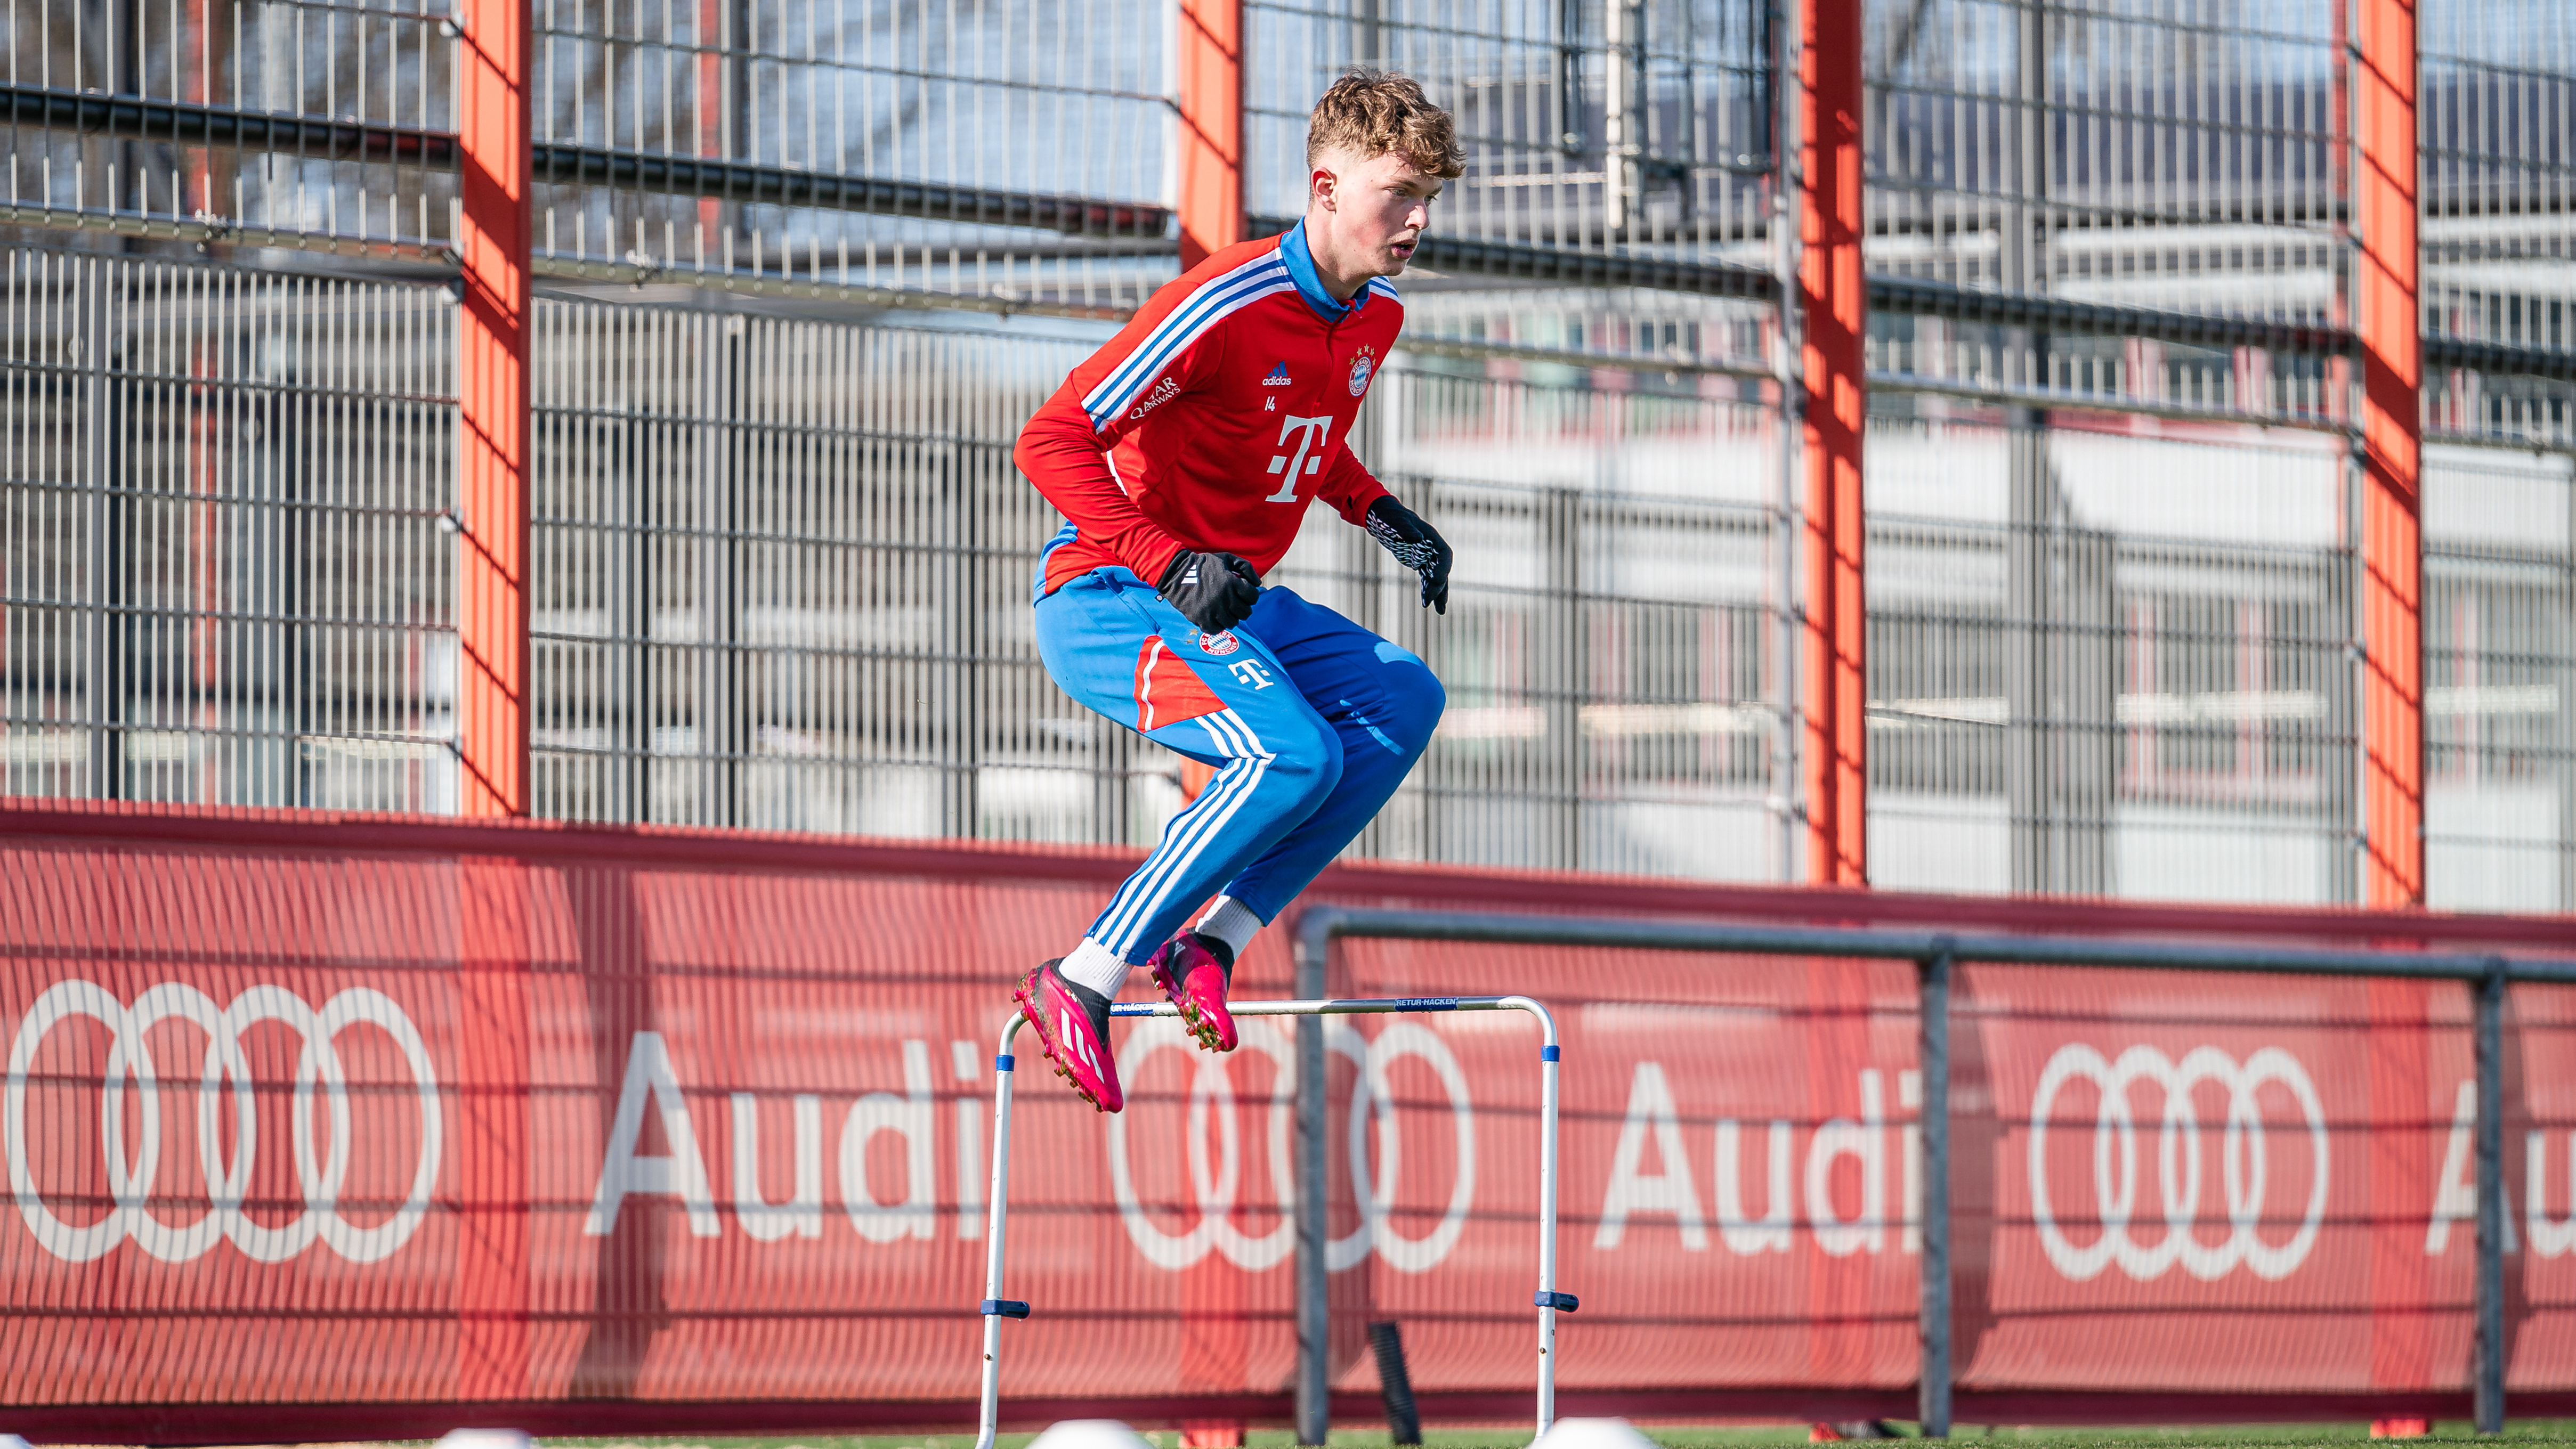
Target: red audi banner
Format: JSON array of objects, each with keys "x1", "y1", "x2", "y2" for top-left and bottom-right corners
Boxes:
[{"x1": 0, "y1": 804, "x2": 2571, "y2": 1439}]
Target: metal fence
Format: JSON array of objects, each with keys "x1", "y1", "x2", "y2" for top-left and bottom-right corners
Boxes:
[
  {"x1": 2413, "y1": 0, "x2": 2576, "y2": 908},
  {"x1": 0, "y1": 246, "x2": 455, "y2": 809},
  {"x1": 1285, "y1": 361, "x2": 1792, "y2": 880},
  {"x1": 1856, "y1": 0, "x2": 2576, "y2": 908},
  {"x1": 1245, "y1": 0, "x2": 1779, "y2": 255},
  {"x1": 0, "y1": 249, "x2": 1808, "y2": 865},
  {"x1": 1284, "y1": 903, "x2": 2576, "y2": 1439},
  {"x1": 2, "y1": 0, "x2": 2573, "y2": 910},
  {"x1": 2, "y1": 0, "x2": 456, "y2": 257},
  {"x1": 525, "y1": 0, "x2": 1178, "y2": 304},
  {"x1": 525, "y1": 299, "x2": 1084, "y2": 836},
  {"x1": 1864, "y1": 0, "x2": 2343, "y2": 314},
  {"x1": 528, "y1": 299, "x2": 1798, "y2": 878},
  {"x1": 1865, "y1": 408, "x2": 2356, "y2": 901},
  {"x1": 2425, "y1": 442, "x2": 2576, "y2": 911}
]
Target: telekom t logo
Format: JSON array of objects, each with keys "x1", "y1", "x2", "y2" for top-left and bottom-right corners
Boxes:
[{"x1": 1265, "y1": 415, "x2": 1333, "y2": 502}]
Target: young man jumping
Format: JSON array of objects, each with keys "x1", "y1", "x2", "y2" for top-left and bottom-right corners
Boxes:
[{"x1": 1009, "y1": 71, "x2": 1464, "y2": 1111}]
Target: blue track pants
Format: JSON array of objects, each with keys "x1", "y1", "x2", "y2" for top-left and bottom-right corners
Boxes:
[{"x1": 1033, "y1": 566, "x2": 1445, "y2": 962}]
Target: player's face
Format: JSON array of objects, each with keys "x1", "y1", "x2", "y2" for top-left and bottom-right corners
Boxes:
[{"x1": 1316, "y1": 150, "x2": 1444, "y2": 278}]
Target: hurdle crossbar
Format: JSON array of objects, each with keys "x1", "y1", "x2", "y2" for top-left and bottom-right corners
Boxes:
[{"x1": 973, "y1": 995, "x2": 1567, "y2": 1449}]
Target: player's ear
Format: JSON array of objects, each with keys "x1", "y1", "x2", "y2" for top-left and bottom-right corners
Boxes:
[{"x1": 1312, "y1": 166, "x2": 1337, "y2": 210}]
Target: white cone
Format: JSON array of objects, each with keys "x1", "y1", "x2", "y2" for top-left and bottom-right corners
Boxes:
[
  {"x1": 435, "y1": 1430, "x2": 534, "y2": 1449},
  {"x1": 1027, "y1": 1421, "x2": 1155, "y2": 1449},
  {"x1": 1535, "y1": 1418, "x2": 1660, "y2": 1449}
]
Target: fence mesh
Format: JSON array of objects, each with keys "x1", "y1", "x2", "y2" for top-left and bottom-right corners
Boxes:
[
  {"x1": 528, "y1": 301, "x2": 1099, "y2": 837},
  {"x1": 1278, "y1": 360, "x2": 1793, "y2": 880},
  {"x1": 1, "y1": 0, "x2": 2573, "y2": 909},
  {"x1": 2425, "y1": 443, "x2": 2575, "y2": 911},
  {"x1": 2420, "y1": 0, "x2": 2576, "y2": 913},
  {"x1": 1245, "y1": 0, "x2": 1780, "y2": 256},
  {"x1": 1864, "y1": 0, "x2": 2343, "y2": 313},
  {"x1": 3, "y1": 0, "x2": 456, "y2": 255},
  {"x1": 0, "y1": 247, "x2": 455, "y2": 808},
  {"x1": 528, "y1": 0, "x2": 1178, "y2": 307},
  {"x1": 1866, "y1": 408, "x2": 2355, "y2": 901},
  {"x1": 526, "y1": 298, "x2": 1797, "y2": 880}
]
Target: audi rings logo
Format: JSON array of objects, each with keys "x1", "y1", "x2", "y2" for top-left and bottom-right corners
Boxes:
[
  {"x1": 6, "y1": 981, "x2": 443, "y2": 1264},
  {"x1": 1106, "y1": 1020, "x2": 1475, "y2": 1274},
  {"x1": 2027, "y1": 1043, "x2": 2329, "y2": 1282}
]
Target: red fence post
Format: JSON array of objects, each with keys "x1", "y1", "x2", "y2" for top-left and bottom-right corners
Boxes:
[
  {"x1": 2356, "y1": 0, "x2": 2422, "y2": 906},
  {"x1": 1176, "y1": 0, "x2": 1243, "y2": 270},
  {"x1": 456, "y1": 0, "x2": 532, "y2": 817},
  {"x1": 698, "y1": 0, "x2": 725, "y2": 249},
  {"x1": 455, "y1": 855, "x2": 534, "y2": 1402},
  {"x1": 1802, "y1": 0, "x2": 1867, "y2": 885}
]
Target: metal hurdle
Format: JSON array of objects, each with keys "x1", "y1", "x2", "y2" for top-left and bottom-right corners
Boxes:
[{"x1": 973, "y1": 995, "x2": 1573, "y2": 1449}]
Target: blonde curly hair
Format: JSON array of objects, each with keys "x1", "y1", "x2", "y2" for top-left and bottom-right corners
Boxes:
[{"x1": 1305, "y1": 69, "x2": 1466, "y2": 180}]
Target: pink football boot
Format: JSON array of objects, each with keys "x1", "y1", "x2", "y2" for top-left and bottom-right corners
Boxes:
[
  {"x1": 1147, "y1": 930, "x2": 1238, "y2": 1053},
  {"x1": 1014, "y1": 959, "x2": 1124, "y2": 1112}
]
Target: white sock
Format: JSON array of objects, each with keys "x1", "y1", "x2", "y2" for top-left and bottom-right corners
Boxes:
[
  {"x1": 1193, "y1": 896, "x2": 1265, "y2": 962},
  {"x1": 1057, "y1": 937, "x2": 1131, "y2": 998}
]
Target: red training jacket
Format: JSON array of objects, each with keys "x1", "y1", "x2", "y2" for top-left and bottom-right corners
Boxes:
[{"x1": 1015, "y1": 224, "x2": 1402, "y2": 597}]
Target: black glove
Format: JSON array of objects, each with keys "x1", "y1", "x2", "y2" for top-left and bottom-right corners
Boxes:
[
  {"x1": 1157, "y1": 549, "x2": 1263, "y2": 634},
  {"x1": 1365, "y1": 495, "x2": 1453, "y2": 614}
]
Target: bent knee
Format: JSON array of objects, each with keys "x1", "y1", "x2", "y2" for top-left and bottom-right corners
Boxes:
[
  {"x1": 1260, "y1": 715, "x2": 1344, "y2": 810},
  {"x1": 1402, "y1": 669, "x2": 1446, "y2": 732},
  {"x1": 1226, "y1": 705, "x2": 1339, "y2": 793}
]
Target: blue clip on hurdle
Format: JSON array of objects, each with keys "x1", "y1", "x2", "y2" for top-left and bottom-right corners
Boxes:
[{"x1": 971, "y1": 994, "x2": 1568, "y2": 1449}]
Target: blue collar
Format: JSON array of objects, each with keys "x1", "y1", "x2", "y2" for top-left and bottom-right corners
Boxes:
[{"x1": 1280, "y1": 221, "x2": 1367, "y2": 323}]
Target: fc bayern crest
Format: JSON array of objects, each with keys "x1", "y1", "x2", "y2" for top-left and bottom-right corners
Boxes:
[
  {"x1": 1199, "y1": 631, "x2": 1241, "y2": 655},
  {"x1": 1347, "y1": 353, "x2": 1375, "y2": 396}
]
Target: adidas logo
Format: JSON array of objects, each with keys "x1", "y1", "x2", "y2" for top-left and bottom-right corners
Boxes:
[
  {"x1": 1060, "y1": 1008, "x2": 1100, "y2": 1071},
  {"x1": 1260, "y1": 361, "x2": 1292, "y2": 386}
]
